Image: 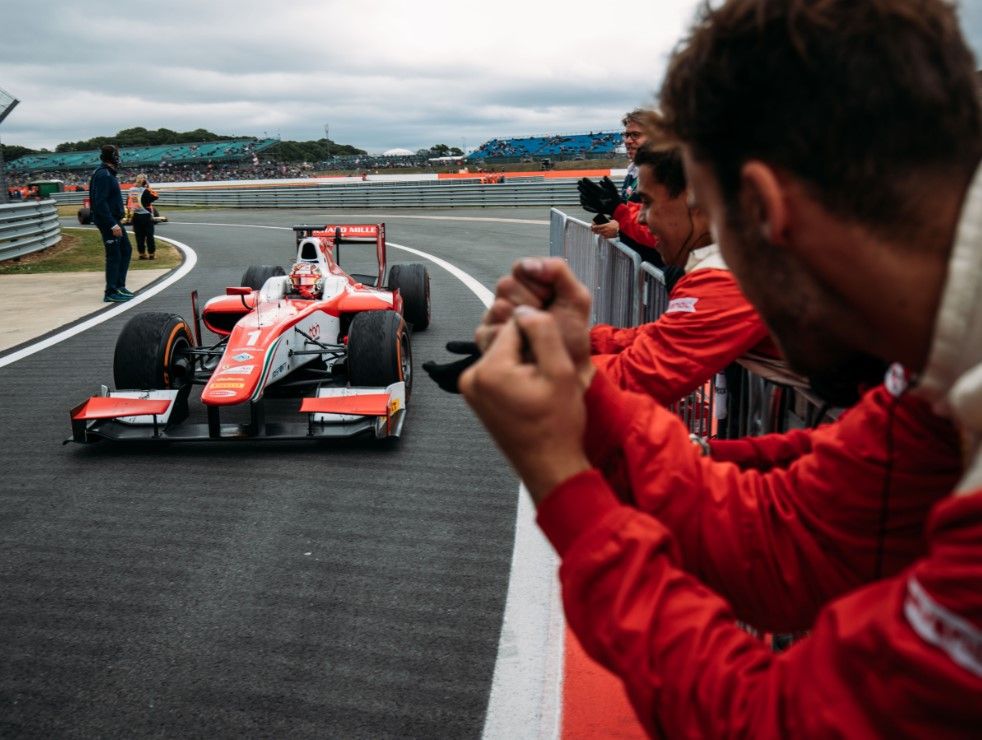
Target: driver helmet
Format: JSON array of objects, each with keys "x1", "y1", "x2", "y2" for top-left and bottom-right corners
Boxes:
[{"x1": 289, "y1": 262, "x2": 323, "y2": 299}]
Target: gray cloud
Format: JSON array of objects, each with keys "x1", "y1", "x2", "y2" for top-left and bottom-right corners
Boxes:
[
  {"x1": 0, "y1": 0, "x2": 687, "y2": 151},
  {"x1": 2, "y1": 0, "x2": 979, "y2": 153}
]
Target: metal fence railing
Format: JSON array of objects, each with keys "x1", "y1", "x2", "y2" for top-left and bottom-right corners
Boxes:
[
  {"x1": 0, "y1": 199, "x2": 61, "y2": 262},
  {"x1": 556, "y1": 211, "x2": 640, "y2": 327},
  {"x1": 597, "y1": 241, "x2": 640, "y2": 328},
  {"x1": 562, "y1": 216, "x2": 602, "y2": 323},
  {"x1": 52, "y1": 179, "x2": 582, "y2": 210},
  {"x1": 548, "y1": 207, "x2": 827, "y2": 439},
  {"x1": 550, "y1": 208, "x2": 828, "y2": 651},
  {"x1": 549, "y1": 207, "x2": 567, "y2": 258},
  {"x1": 639, "y1": 262, "x2": 670, "y2": 323}
]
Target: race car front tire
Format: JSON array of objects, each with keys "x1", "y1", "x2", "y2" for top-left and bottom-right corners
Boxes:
[
  {"x1": 241, "y1": 265, "x2": 285, "y2": 290},
  {"x1": 387, "y1": 263, "x2": 431, "y2": 331},
  {"x1": 347, "y1": 310, "x2": 412, "y2": 395},
  {"x1": 77, "y1": 207, "x2": 91, "y2": 225},
  {"x1": 114, "y1": 312, "x2": 195, "y2": 390}
]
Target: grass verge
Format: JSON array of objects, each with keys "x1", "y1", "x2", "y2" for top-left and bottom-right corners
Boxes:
[{"x1": 0, "y1": 228, "x2": 181, "y2": 274}]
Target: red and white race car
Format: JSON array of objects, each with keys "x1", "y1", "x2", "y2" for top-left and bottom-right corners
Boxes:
[{"x1": 68, "y1": 223, "x2": 431, "y2": 443}]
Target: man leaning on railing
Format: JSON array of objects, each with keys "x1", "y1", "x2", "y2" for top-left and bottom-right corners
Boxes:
[{"x1": 576, "y1": 140, "x2": 783, "y2": 406}]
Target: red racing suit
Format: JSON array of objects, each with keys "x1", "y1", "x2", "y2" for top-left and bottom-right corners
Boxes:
[
  {"x1": 590, "y1": 245, "x2": 780, "y2": 404},
  {"x1": 531, "y1": 159, "x2": 982, "y2": 737},
  {"x1": 573, "y1": 370, "x2": 962, "y2": 632},
  {"x1": 537, "y1": 468, "x2": 982, "y2": 738},
  {"x1": 612, "y1": 201, "x2": 659, "y2": 250}
]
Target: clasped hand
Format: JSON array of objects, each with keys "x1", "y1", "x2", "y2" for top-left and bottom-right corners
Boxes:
[
  {"x1": 459, "y1": 257, "x2": 596, "y2": 503},
  {"x1": 460, "y1": 307, "x2": 592, "y2": 503},
  {"x1": 475, "y1": 257, "x2": 593, "y2": 377}
]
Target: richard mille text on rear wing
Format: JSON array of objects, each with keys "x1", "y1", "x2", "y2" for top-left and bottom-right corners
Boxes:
[{"x1": 67, "y1": 223, "x2": 431, "y2": 444}]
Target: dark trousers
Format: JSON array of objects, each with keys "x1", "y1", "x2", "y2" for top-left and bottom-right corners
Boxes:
[
  {"x1": 99, "y1": 224, "x2": 132, "y2": 296},
  {"x1": 133, "y1": 212, "x2": 156, "y2": 255}
]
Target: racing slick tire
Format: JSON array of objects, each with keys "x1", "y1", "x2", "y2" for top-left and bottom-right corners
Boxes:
[
  {"x1": 113, "y1": 312, "x2": 195, "y2": 390},
  {"x1": 241, "y1": 265, "x2": 286, "y2": 290},
  {"x1": 347, "y1": 310, "x2": 412, "y2": 395},
  {"x1": 77, "y1": 207, "x2": 91, "y2": 225},
  {"x1": 387, "y1": 263, "x2": 430, "y2": 331}
]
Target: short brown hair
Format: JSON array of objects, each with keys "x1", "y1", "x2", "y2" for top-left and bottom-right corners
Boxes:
[
  {"x1": 634, "y1": 143, "x2": 687, "y2": 199},
  {"x1": 661, "y1": 0, "x2": 982, "y2": 231},
  {"x1": 622, "y1": 108, "x2": 663, "y2": 133}
]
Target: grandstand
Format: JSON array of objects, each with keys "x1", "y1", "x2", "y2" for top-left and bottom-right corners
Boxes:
[
  {"x1": 7, "y1": 138, "x2": 279, "y2": 174},
  {"x1": 467, "y1": 131, "x2": 621, "y2": 162},
  {"x1": 7, "y1": 131, "x2": 620, "y2": 181}
]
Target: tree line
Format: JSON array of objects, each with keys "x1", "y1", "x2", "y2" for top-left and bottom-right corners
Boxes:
[
  {"x1": 1, "y1": 127, "x2": 367, "y2": 163},
  {"x1": 2, "y1": 128, "x2": 466, "y2": 165}
]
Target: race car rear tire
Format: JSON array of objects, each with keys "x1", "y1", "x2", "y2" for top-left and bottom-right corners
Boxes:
[
  {"x1": 77, "y1": 207, "x2": 91, "y2": 225},
  {"x1": 241, "y1": 265, "x2": 285, "y2": 290},
  {"x1": 347, "y1": 310, "x2": 412, "y2": 395},
  {"x1": 387, "y1": 263, "x2": 430, "y2": 331},
  {"x1": 113, "y1": 312, "x2": 195, "y2": 390}
]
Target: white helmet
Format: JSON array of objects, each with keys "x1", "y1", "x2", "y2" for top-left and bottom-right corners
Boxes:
[{"x1": 289, "y1": 262, "x2": 323, "y2": 298}]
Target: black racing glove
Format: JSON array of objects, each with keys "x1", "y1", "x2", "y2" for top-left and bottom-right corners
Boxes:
[
  {"x1": 598, "y1": 176, "x2": 622, "y2": 205},
  {"x1": 577, "y1": 176, "x2": 622, "y2": 216},
  {"x1": 422, "y1": 341, "x2": 481, "y2": 394},
  {"x1": 578, "y1": 177, "x2": 611, "y2": 215}
]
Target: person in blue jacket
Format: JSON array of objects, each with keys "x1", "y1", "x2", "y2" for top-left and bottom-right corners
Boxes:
[{"x1": 88, "y1": 145, "x2": 133, "y2": 302}]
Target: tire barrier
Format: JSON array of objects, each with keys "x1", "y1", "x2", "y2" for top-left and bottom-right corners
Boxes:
[{"x1": 0, "y1": 199, "x2": 61, "y2": 262}]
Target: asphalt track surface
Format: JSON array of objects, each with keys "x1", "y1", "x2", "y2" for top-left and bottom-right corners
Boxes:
[{"x1": 0, "y1": 208, "x2": 550, "y2": 738}]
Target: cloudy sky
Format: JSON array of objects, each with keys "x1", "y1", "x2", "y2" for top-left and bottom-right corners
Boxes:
[{"x1": 2, "y1": 1, "x2": 980, "y2": 154}]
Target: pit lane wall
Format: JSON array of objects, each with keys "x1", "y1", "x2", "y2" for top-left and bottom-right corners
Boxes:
[
  {"x1": 549, "y1": 208, "x2": 834, "y2": 439},
  {"x1": 0, "y1": 199, "x2": 60, "y2": 262}
]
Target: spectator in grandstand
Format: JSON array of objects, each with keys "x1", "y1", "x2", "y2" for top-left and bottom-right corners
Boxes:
[
  {"x1": 128, "y1": 173, "x2": 158, "y2": 260},
  {"x1": 89, "y1": 145, "x2": 133, "y2": 303},
  {"x1": 459, "y1": 0, "x2": 982, "y2": 735},
  {"x1": 482, "y1": 141, "x2": 782, "y2": 407},
  {"x1": 580, "y1": 109, "x2": 664, "y2": 265}
]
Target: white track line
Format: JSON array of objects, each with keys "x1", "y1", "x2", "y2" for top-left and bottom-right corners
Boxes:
[
  {"x1": 386, "y1": 241, "x2": 493, "y2": 305},
  {"x1": 0, "y1": 236, "x2": 197, "y2": 369},
  {"x1": 480, "y1": 488, "x2": 565, "y2": 740},
  {"x1": 386, "y1": 240, "x2": 564, "y2": 740}
]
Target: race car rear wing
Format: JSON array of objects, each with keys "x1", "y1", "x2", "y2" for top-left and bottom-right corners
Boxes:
[{"x1": 292, "y1": 223, "x2": 386, "y2": 288}]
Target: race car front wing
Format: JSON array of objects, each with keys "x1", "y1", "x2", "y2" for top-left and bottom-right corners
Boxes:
[{"x1": 67, "y1": 382, "x2": 407, "y2": 444}]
